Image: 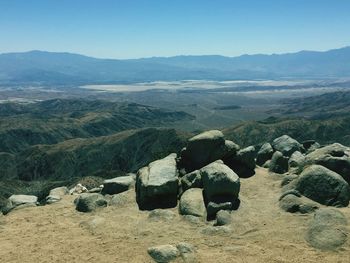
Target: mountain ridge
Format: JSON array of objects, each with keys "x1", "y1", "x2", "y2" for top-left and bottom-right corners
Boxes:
[{"x1": 1, "y1": 46, "x2": 350, "y2": 85}]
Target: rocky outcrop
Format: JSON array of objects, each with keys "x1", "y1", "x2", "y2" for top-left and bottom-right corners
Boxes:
[
  {"x1": 136, "y1": 154, "x2": 178, "y2": 210},
  {"x1": 288, "y1": 151, "x2": 306, "y2": 174},
  {"x1": 256, "y1": 143, "x2": 274, "y2": 166},
  {"x1": 294, "y1": 165, "x2": 350, "y2": 207},
  {"x1": 272, "y1": 135, "x2": 304, "y2": 157},
  {"x1": 269, "y1": 151, "x2": 288, "y2": 174},
  {"x1": 177, "y1": 130, "x2": 234, "y2": 173},
  {"x1": 225, "y1": 146, "x2": 256, "y2": 178},
  {"x1": 101, "y1": 175, "x2": 135, "y2": 195},
  {"x1": 305, "y1": 143, "x2": 350, "y2": 183}
]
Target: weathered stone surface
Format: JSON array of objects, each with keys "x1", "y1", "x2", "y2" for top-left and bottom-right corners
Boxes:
[
  {"x1": 109, "y1": 190, "x2": 134, "y2": 207},
  {"x1": 279, "y1": 194, "x2": 319, "y2": 214},
  {"x1": 201, "y1": 161, "x2": 240, "y2": 203},
  {"x1": 206, "y1": 201, "x2": 233, "y2": 220},
  {"x1": 302, "y1": 140, "x2": 321, "y2": 154},
  {"x1": 147, "y1": 245, "x2": 179, "y2": 263},
  {"x1": 305, "y1": 143, "x2": 350, "y2": 183},
  {"x1": 101, "y1": 175, "x2": 135, "y2": 195},
  {"x1": 256, "y1": 143, "x2": 274, "y2": 166},
  {"x1": 288, "y1": 151, "x2": 306, "y2": 174},
  {"x1": 225, "y1": 146, "x2": 256, "y2": 178},
  {"x1": 295, "y1": 165, "x2": 350, "y2": 207},
  {"x1": 269, "y1": 151, "x2": 289, "y2": 174},
  {"x1": 272, "y1": 135, "x2": 304, "y2": 157},
  {"x1": 180, "y1": 170, "x2": 202, "y2": 192},
  {"x1": 46, "y1": 186, "x2": 69, "y2": 204},
  {"x1": 306, "y1": 208, "x2": 348, "y2": 250},
  {"x1": 8, "y1": 195, "x2": 38, "y2": 206},
  {"x1": 178, "y1": 130, "x2": 236, "y2": 173},
  {"x1": 179, "y1": 188, "x2": 206, "y2": 217},
  {"x1": 136, "y1": 154, "x2": 178, "y2": 210},
  {"x1": 215, "y1": 210, "x2": 232, "y2": 226},
  {"x1": 176, "y1": 242, "x2": 197, "y2": 263},
  {"x1": 75, "y1": 193, "x2": 107, "y2": 212}
]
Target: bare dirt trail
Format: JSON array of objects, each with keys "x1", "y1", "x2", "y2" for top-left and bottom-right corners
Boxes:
[{"x1": 0, "y1": 168, "x2": 349, "y2": 263}]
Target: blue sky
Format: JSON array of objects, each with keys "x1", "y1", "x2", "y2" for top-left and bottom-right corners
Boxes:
[{"x1": 0, "y1": 0, "x2": 350, "y2": 58}]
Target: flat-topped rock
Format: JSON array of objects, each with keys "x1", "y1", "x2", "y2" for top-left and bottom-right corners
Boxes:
[
  {"x1": 101, "y1": 175, "x2": 135, "y2": 195},
  {"x1": 136, "y1": 154, "x2": 178, "y2": 210}
]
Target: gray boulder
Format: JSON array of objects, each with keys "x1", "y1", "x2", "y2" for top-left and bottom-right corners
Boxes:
[
  {"x1": 306, "y1": 208, "x2": 348, "y2": 250},
  {"x1": 206, "y1": 201, "x2": 233, "y2": 220},
  {"x1": 215, "y1": 210, "x2": 232, "y2": 226},
  {"x1": 225, "y1": 146, "x2": 256, "y2": 178},
  {"x1": 180, "y1": 170, "x2": 202, "y2": 193},
  {"x1": 305, "y1": 143, "x2": 350, "y2": 183},
  {"x1": 147, "y1": 245, "x2": 179, "y2": 263},
  {"x1": 288, "y1": 151, "x2": 306, "y2": 174},
  {"x1": 136, "y1": 154, "x2": 178, "y2": 210},
  {"x1": 256, "y1": 143, "x2": 274, "y2": 166},
  {"x1": 9, "y1": 194, "x2": 38, "y2": 206},
  {"x1": 269, "y1": 151, "x2": 289, "y2": 174},
  {"x1": 294, "y1": 165, "x2": 350, "y2": 207},
  {"x1": 75, "y1": 193, "x2": 107, "y2": 212},
  {"x1": 179, "y1": 188, "x2": 206, "y2": 217},
  {"x1": 272, "y1": 135, "x2": 304, "y2": 157},
  {"x1": 101, "y1": 175, "x2": 135, "y2": 195},
  {"x1": 279, "y1": 194, "x2": 319, "y2": 214},
  {"x1": 302, "y1": 140, "x2": 321, "y2": 154},
  {"x1": 46, "y1": 186, "x2": 69, "y2": 204},
  {"x1": 178, "y1": 130, "x2": 233, "y2": 173},
  {"x1": 201, "y1": 161, "x2": 240, "y2": 202}
]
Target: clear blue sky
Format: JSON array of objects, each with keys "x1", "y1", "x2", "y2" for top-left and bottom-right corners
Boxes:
[{"x1": 1, "y1": 0, "x2": 350, "y2": 59}]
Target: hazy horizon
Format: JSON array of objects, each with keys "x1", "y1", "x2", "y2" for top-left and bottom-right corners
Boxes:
[{"x1": 1, "y1": 0, "x2": 350, "y2": 59}]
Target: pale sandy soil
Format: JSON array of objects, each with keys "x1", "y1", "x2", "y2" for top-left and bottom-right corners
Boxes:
[{"x1": 0, "y1": 168, "x2": 349, "y2": 263}]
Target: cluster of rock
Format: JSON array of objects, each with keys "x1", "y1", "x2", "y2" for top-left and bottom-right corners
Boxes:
[
  {"x1": 255, "y1": 135, "x2": 350, "y2": 250},
  {"x1": 255, "y1": 135, "x2": 350, "y2": 210},
  {"x1": 135, "y1": 130, "x2": 252, "y2": 221},
  {"x1": 147, "y1": 243, "x2": 196, "y2": 263}
]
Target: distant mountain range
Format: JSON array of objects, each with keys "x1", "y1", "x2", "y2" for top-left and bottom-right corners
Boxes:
[{"x1": 1, "y1": 47, "x2": 350, "y2": 85}]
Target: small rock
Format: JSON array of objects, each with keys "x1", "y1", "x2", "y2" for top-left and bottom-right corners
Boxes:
[
  {"x1": 206, "y1": 201, "x2": 232, "y2": 220},
  {"x1": 256, "y1": 143, "x2": 274, "y2": 166},
  {"x1": 215, "y1": 210, "x2": 232, "y2": 226},
  {"x1": 147, "y1": 244, "x2": 179, "y2": 263},
  {"x1": 75, "y1": 193, "x2": 107, "y2": 212}
]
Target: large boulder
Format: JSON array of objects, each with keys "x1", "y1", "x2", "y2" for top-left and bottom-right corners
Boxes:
[
  {"x1": 288, "y1": 151, "x2": 306, "y2": 174},
  {"x1": 75, "y1": 193, "x2": 107, "y2": 212},
  {"x1": 101, "y1": 175, "x2": 135, "y2": 195},
  {"x1": 294, "y1": 165, "x2": 350, "y2": 207},
  {"x1": 256, "y1": 143, "x2": 274, "y2": 166},
  {"x1": 272, "y1": 135, "x2": 304, "y2": 157},
  {"x1": 4, "y1": 194, "x2": 38, "y2": 214},
  {"x1": 305, "y1": 143, "x2": 350, "y2": 183},
  {"x1": 225, "y1": 146, "x2": 256, "y2": 178},
  {"x1": 269, "y1": 151, "x2": 289, "y2": 174},
  {"x1": 306, "y1": 208, "x2": 348, "y2": 250},
  {"x1": 177, "y1": 130, "x2": 238, "y2": 173},
  {"x1": 279, "y1": 193, "x2": 319, "y2": 214},
  {"x1": 136, "y1": 154, "x2": 178, "y2": 210},
  {"x1": 179, "y1": 188, "x2": 206, "y2": 217},
  {"x1": 200, "y1": 161, "x2": 240, "y2": 203}
]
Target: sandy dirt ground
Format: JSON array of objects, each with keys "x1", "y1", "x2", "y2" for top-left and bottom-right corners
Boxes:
[{"x1": 0, "y1": 168, "x2": 349, "y2": 263}]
